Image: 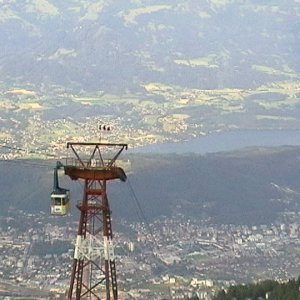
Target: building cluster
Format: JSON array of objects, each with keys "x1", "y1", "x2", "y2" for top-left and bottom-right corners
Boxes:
[
  {"x1": 0, "y1": 91, "x2": 196, "y2": 161},
  {"x1": 0, "y1": 113, "x2": 180, "y2": 161},
  {"x1": 0, "y1": 209, "x2": 299, "y2": 299}
]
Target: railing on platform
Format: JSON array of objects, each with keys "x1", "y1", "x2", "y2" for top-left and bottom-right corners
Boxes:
[
  {"x1": 76, "y1": 200, "x2": 103, "y2": 211},
  {"x1": 65, "y1": 158, "x2": 115, "y2": 168}
]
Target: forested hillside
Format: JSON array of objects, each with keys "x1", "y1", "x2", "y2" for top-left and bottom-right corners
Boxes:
[
  {"x1": 213, "y1": 276, "x2": 300, "y2": 300},
  {"x1": 1, "y1": 146, "x2": 300, "y2": 225}
]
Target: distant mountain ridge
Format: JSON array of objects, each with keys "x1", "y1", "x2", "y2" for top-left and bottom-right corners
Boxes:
[
  {"x1": 1, "y1": 0, "x2": 300, "y2": 92},
  {"x1": 1, "y1": 146, "x2": 300, "y2": 225}
]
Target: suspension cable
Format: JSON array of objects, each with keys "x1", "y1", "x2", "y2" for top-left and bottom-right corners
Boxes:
[{"x1": 126, "y1": 177, "x2": 160, "y2": 251}]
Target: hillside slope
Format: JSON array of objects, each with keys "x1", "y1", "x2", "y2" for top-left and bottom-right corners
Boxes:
[
  {"x1": 1, "y1": 146, "x2": 300, "y2": 225},
  {"x1": 0, "y1": 0, "x2": 299, "y2": 92}
]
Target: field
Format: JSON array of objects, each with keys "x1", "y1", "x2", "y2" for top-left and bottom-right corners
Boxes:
[{"x1": 1, "y1": 78, "x2": 300, "y2": 160}]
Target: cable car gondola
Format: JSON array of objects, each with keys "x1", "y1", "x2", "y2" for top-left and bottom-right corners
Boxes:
[{"x1": 51, "y1": 161, "x2": 70, "y2": 216}]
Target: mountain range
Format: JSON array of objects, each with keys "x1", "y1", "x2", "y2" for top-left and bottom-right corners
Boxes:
[{"x1": 1, "y1": 0, "x2": 300, "y2": 92}]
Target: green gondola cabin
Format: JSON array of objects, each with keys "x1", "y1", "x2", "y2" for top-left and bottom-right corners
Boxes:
[
  {"x1": 51, "y1": 161, "x2": 70, "y2": 216},
  {"x1": 51, "y1": 189, "x2": 70, "y2": 215}
]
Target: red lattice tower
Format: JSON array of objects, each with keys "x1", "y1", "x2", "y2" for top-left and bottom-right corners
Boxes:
[{"x1": 65, "y1": 142, "x2": 127, "y2": 300}]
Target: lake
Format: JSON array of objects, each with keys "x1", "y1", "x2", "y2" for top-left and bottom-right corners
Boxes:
[{"x1": 132, "y1": 130, "x2": 300, "y2": 154}]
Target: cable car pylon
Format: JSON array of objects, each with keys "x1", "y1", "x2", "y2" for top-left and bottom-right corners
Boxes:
[{"x1": 54, "y1": 142, "x2": 127, "y2": 299}]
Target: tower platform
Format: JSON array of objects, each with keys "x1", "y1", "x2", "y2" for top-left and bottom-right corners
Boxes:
[{"x1": 64, "y1": 165, "x2": 127, "y2": 181}]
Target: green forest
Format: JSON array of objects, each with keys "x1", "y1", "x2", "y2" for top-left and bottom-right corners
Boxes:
[{"x1": 213, "y1": 276, "x2": 300, "y2": 300}]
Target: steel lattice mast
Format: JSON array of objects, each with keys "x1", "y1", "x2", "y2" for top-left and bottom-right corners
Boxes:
[{"x1": 64, "y1": 142, "x2": 127, "y2": 300}]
